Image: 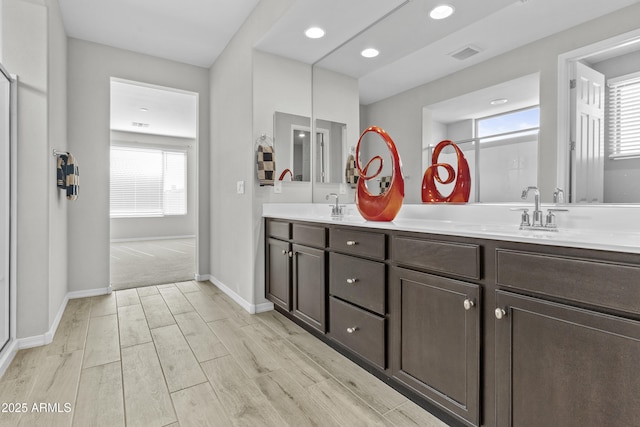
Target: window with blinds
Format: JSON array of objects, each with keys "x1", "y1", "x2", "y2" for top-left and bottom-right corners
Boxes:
[
  {"x1": 607, "y1": 71, "x2": 640, "y2": 159},
  {"x1": 110, "y1": 146, "x2": 187, "y2": 217}
]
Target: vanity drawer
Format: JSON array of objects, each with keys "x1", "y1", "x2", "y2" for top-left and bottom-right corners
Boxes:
[
  {"x1": 329, "y1": 227, "x2": 386, "y2": 260},
  {"x1": 329, "y1": 296, "x2": 385, "y2": 369},
  {"x1": 292, "y1": 223, "x2": 326, "y2": 248},
  {"x1": 391, "y1": 235, "x2": 480, "y2": 280},
  {"x1": 496, "y1": 249, "x2": 640, "y2": 315},
  {"x1": 267, "y1": 219, "x2": 290, "y2": 240},
  {"x1": 330, "y1": 253, "x2": 385, "y2": 315}
]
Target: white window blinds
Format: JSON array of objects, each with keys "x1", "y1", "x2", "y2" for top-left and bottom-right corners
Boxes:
[
  {"x1": 110, "y1": 146, "x2": 186, "y2": 217},
  {"x1": 607, "y1": 72, "x2": 640, "y2": 159}
]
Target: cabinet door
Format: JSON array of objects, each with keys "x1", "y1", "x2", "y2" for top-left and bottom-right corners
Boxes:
[
  {"x1": 266, "y1": 238, "x2": 291, "y2": 311},
  {"x1": 390, "y1": 267, "x2": 480, "y2": 426},
  {"x1": 292, "y1": 244, "x2": 326, "y2": 332},
  {"x1": 495, "y1": 291, "x2": 640, "y2": 427}
]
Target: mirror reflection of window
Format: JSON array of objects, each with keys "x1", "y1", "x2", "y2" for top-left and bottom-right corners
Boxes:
[{"x1": 427, "y1": 106, "x2": 539, "y2": 202}]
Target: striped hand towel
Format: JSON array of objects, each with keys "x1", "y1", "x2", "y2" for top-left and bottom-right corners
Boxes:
[{"x1": 56, "y1": 153, "x2": 79, "y2": 200}]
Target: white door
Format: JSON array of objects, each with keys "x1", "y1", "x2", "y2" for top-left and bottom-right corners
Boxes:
[
  {"x1": 570, "y1": 62, "x2": 605, "y2": 203},
  {"x1": 0, "y1": 67, "x2": 11, "y2": 351}
]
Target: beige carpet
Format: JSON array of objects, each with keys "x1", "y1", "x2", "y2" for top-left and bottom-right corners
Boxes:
[{"x1": 110, "y1": 238, "x2": 196, "y2": 290}]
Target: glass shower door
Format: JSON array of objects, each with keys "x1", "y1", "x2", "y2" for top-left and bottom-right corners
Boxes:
[{"x1": 0, "y1": 66, "x2": 11, "y2": 352}]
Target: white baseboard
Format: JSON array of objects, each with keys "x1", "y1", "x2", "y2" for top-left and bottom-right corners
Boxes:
[
  {"x1": 194, "y1": 273, "x2": 210, "y2": 282},
  {"x1": 206, "y1": 275, "x2": 273, "y2": 315},
  {"x1": 255, "y1": 301, "x2": 275, "y2": 313},
  {"x1": 43, "y1": 294, "x2": 70, "y2": 345},
  {"x1": 16, "y1": 286, "x2": 110, "y2": 351},
  {"x1": 110, "y1": 235, "x2": 196, "y2": 243},
  {"x1": 68, "y1": 287, "x2": 110, "y2": 299}
]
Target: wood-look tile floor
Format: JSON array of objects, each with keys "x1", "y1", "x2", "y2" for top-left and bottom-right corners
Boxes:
[{"x1": 0, "y1": 281, "x2": 450, "y2": 427}]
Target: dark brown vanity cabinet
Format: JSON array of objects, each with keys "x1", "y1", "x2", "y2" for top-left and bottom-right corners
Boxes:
[
  {"x1": 266, "y1": 237, "x2": 291, "y2": 311},
  {"x1": 265, "y1": 219, "x2": 327, "y2": 333},
  {"x1": 494, "y1": 248, "x2": 640, "y2": 427},
  {"x1": 266, "y1": 217, "x2": 640, "y2": 427},
  {"x1": 292, "y1": 243, "x2": 325, "y2": 332},
  {"x1": 390, "y1": 268, "x2": 481, "y2": 426},
  {"x1": 390, "y1": 235, "x2": 482, "y2": 427},
  {"x1": 328, "y1": 227, "x2": 387, "y2": 369},
  {"x1": 266, "y1": 220, "x2": 292, "y2": 311},
  {"x1": 494, "y1": 290, "x2": 640, "y2": 427}
]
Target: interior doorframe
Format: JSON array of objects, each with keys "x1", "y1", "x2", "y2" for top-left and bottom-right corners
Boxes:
[
  {"x1": 556, "y1": 28, "x2": 640, "y2": 199},
  {"x1": 108, "y1": 78, "x2": 200, "y2": 289}
]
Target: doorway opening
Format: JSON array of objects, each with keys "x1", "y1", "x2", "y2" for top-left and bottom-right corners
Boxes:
[{"x1": 109, "y1": 78, "x2": 198, "y2": 290}]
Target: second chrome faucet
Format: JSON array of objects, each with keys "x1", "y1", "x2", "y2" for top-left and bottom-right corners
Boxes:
[{"x1": 517, "y1": 186, "x2": 568, "y2": 231}]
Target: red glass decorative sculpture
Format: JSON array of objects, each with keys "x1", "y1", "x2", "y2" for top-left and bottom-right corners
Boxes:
[
  {"x1": 421, "y1": 140, "x2": 471, "y2": 203},
  {"x1": 278, "y1": 168, "x2": 293, "y2": 181},
  {"x1": 355, "y1": 126, "x2": 405, "y2": 221}
]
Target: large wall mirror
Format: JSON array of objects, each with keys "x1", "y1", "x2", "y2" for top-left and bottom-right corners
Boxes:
[
  {"x1": 311, "y1": 0, "x2": 640, "y2": 204},
  {"x1": 257, "y1": 0, "x2": 640, "y2": 204}
]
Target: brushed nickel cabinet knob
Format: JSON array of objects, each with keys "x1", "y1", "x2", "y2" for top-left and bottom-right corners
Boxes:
[
  {"x1": 463, "y1": 298, "x2": 475, "y2": 310},
  {"x1": 495, "y1": 308, "x2": 506, "y2": 320}
]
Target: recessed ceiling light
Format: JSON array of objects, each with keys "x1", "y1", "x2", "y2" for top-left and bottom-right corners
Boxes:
[
  {"x1": 305, "y1": 27, "x2": 325, "y2": 39},
  {"x1": 490, "y1": 98, "x2": 508, "y2": 105},
  {"x1": 429, "y1": 4, "x2": 455, "y2": 20},
  {"x1": 139, "y1": 107, "x2": 149, "y2": 112},
  {"x1": 361, "y1": 48, "x2": 379, "y2": 58}
]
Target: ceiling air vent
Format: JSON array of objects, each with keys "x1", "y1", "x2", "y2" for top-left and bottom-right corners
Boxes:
[
  {"x1": 131, "y1": 122, "x2": 149, "y2": 128},
  {"x1": 450, "y1": 45, "x2": 481, "y2": 61}
]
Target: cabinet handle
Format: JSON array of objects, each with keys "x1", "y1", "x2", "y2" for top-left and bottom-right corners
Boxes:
[
  {"x1": 282, "y1": 250, "x2": 287, "y2": 255},
  {"x1": 346, "y1": 327, "x2": 359, "y2": 334},
  {"x1": 346, "y1": 240, "x2": 358, "y2": 246},
  {"x1": 495, "y1": 308, "x2": 506, "y2": 320},
  {"x1": 346, "y1": 278, "x2": 358, "y2": 284},
  {"x1": 288, "y1": 251, "x2": 293, "y2": 258},
  {"x1": 463, "y1": 298, "x2": 475, "y2": 310}
]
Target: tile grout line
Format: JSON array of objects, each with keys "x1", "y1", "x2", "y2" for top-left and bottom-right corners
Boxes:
[{"x1": 70, "y1": 297, "x2": 95, "y2": 427}]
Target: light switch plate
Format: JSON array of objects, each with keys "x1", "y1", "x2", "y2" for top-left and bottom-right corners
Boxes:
[
  {"x1": 236, "y1": 180, "x2": 245, "y2": 194},
  {"x1": 274, "y1": 181, "x2": 282, "y2": 193},
  {"x1": 339, "y1": 183, "x2": 347, "y2": 194}
]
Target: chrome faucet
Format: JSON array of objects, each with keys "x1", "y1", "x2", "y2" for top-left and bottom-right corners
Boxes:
[
  {"x1": 521, "y1": 186, "x2": 543, "y2": 227},
  {"x1": 515, "y1": 185, "x2": 569, "y2": 231},
  {"x1": 553, "y1": 187, "x2": 565, "y2": 204},
  {"x1": 326, "y1": 193, "x2": 343, "y2": 218}
]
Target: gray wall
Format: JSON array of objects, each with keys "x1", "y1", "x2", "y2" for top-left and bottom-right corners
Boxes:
[
  {"x1": 362, "y1": 2, "x2": 640, "y2": 203},
  {"x1": 67, "y1": 38, "x2": 210, "y2": 293},
  {"x1": 1, "y1": 0, "x2": 67, "y2": 338},
  {"x1": 210, "y1": 0, "x2": 296, "y2": 309},
  {"x1": 110, "y1": 131, "x2": 197, "y2": 241}
]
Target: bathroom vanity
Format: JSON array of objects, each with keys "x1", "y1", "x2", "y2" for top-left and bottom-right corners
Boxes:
[{"x1": 263, "y1": 204, "x2": 640, "y2": 427}]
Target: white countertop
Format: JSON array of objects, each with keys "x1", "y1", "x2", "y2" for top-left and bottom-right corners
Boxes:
[{"x1": 263, "y1": 203, "x2": 640, "y2": 254}]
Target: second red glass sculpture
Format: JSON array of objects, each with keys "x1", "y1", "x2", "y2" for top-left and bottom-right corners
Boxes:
[
  {"x1": 355, "y1": 126, "x2": 405, "y2": 221},
  {"x1": 422, "y1": 140, "x2": 471, "y2": 203}
]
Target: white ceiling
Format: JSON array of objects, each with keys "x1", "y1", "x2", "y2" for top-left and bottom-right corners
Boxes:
[
  {"x1": 58, "y1": 0, "x2": 260, "y2": 68},
  {"x1": 110, "y1": 80, "x2": 197, "y2": 139},
  {"x1": 257, "y1": 0, "x2": 640, "y2": 104},
  {"x1": 426, "y1": 73, "x2": 540, "y2": 124},
  {"x1": 59, "y1": 0, "x2": 640, "y2": 135}
]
